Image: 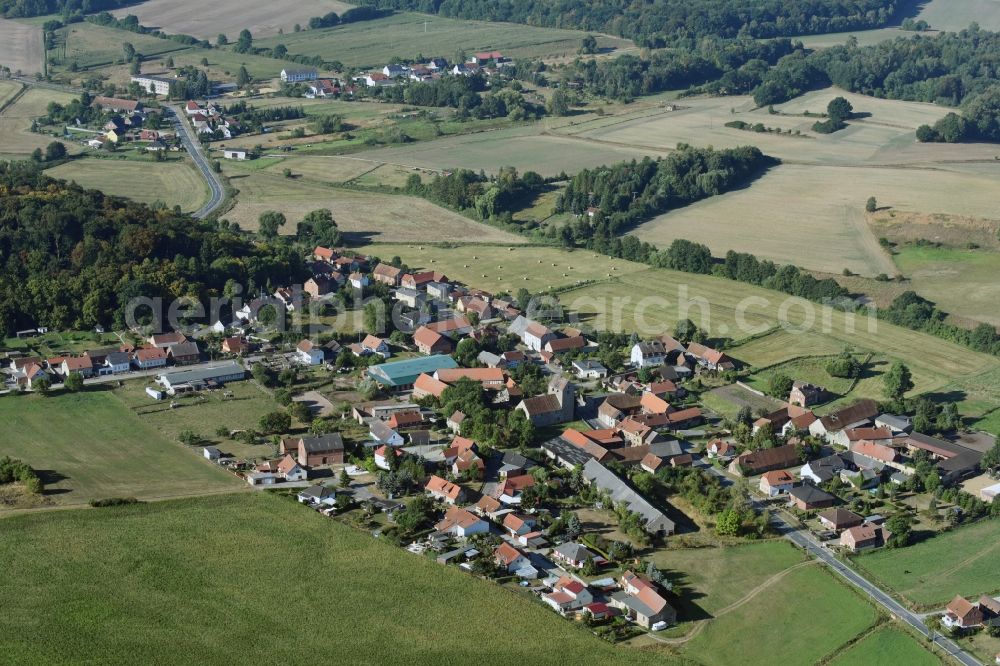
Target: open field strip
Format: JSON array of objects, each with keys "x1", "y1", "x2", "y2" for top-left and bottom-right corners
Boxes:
[
  {"x1": 255, "y1": 12, "x2": 632, "y2": 69},
  {"x1": 0, "y1": 391, "x2": 241, "y2": 506},
  {"x1": 113, "y1": 0, "x2": 353, "y2": 40},
  {"x1": 0, "y1": 17, "x2": 44, "y2": 75},
  {"x1": 46, "y1": 158, "x2": 210, "y2": 212},
  {"x1": 851, "y1": 519, "x2": 1000, "y2": 608},
  {"x1": 0, "y1": 493, "x2": 671, "y2": 666},
  {"x1": 889, "y1": 244, "x2": 1000, "y2": 327},
  {"x1": 223, "y1": 165, "x2": 524, "y2": 243},
  {"x1": 58, "y1": 21, "x2": 188, "y2": 70}
]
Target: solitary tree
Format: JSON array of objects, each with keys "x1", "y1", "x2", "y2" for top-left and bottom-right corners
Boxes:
[
  {"x1": 866, "y1": 196, "x2": 877, "y2": 212},
  {"x1": 883, "y1": 361, "x2": 914, "y2": 401},
  {"x1": 827, "y1": 96, "x2": 853, "y2": 123},
  {"x1": 63, "y1": 372, "x2": 84, "y2": 392},
  {"x1": 257, "y1": 210, "x2": 286, "y2": 238}
]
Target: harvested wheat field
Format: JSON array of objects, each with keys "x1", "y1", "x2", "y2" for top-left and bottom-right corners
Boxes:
[{"x1": 0, "y1": 18, "x2": 44, "y2": 76}]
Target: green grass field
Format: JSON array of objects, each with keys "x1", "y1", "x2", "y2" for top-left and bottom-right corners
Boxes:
[
  {"x1": 889, "y1": 244, "x2": 1000, "y2": 327},
  {"x1": 647, "y1": 541, "x2": 806, "y2": 616},
  {"x1": 680, "y1": 565, "x2": 878, "y2": 665},
  {"x1": 0, "y1": 493, "x2": 671, "y2": 665},
  {"x1": 57, "y1": 21, "x2": 188, "y2": 70},
  {"x1": 46, "y1": 157, "x2": 210, "y2": 212},
  {"x1": 0, "y1": 391, "x2": 241, "y2": 506},
  {"x1": 254, "y1": 12, "x2": 631, "y2": 70},
  {"x1": 829, "y1": 626, "x2": 941, "y2": 666},
  {"x1": 852, "y1": 519, "x2": 1000, "y2": 608}
]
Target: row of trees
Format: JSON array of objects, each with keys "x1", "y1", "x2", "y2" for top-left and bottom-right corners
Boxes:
[{"x1": 354, "y1": 0, "x2": 903, "y2": 46}]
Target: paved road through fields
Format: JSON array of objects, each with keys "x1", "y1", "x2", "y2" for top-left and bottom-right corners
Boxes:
[{"x1": 165, "y1": 104, "x2": 224, "y2": 218}]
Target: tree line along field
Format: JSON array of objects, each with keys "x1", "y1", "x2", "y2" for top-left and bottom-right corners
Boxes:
[
  {"x1": 850, "y1": 518, "x2": 1000, "y2": 609},
  {"x1": 0, "y1": 493, "x2": 671, "y2": 666},
  {"x1": 253, "y1": 12, "x2": 632, "y2": 70},
  {"x1": 0, "y1": 390, "x2": 242, "y2": 507},
  {"x1": 367, "y1": 242, "x2": 1000, "y2": 422},
  {"x1": 221, "y1": 161, "x2": 526, "y2": 244},
  {"x1": 46, "y1": 158, "x2": 210, "y2": 213}
]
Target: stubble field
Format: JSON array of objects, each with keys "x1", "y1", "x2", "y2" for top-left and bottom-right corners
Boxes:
[
  {"x1": 0, "y1": 17, "x2": 43, "y2": 75},
  {"x1": 0, "y1": 85, "x2": 78, "y2": 157},
  {"x1": 47, "y1": 158, "x2": 210, "y2": 212}
]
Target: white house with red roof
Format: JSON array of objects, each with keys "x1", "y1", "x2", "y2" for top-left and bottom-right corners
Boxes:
[{"x1": 542, "y1": 576, "x2": 594, "y2": 614}]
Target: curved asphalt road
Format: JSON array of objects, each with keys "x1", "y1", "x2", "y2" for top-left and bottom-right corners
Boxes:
[
  {"x1": 164, "y1": 104, "x2": 225, "y2": 219},
  {"x1": 698, "y1": 462, "x2": 980, "y2": 666}
]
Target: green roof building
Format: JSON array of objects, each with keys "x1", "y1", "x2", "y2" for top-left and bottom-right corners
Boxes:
[{"x1": 367, "y1": 355, "x2": 458, "y2": 389}]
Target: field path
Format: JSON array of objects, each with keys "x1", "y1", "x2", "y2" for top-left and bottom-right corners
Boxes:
[{"x1": 649, "y1": 559, "x2": 818, "y2": 645}]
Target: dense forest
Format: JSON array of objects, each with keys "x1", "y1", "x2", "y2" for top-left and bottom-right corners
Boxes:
[
  {"x1": 556, "y1": 146, "x2": 776, "y2": 237},
  {"x1": 0, "y1": 162, "x2": 306, "y2": 335},
  {"x1": 751, "y1": 26, "x2": 1000, "y2": 107},
  {"x1": 562, "y1": 37, "x2": 797, "y2": 100},
  {"x1": 356, "y1": 0, "x2": 903, "y2": 45},
  {"x1": 0, "y1": 0, "x2": 130, "y2": 19}
]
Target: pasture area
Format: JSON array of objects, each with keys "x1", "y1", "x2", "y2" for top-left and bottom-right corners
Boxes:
[
  {"x1": 889, "y1": 244, "x2": 1000, "y2": 327},
  {"x1": 223, "y1": 163, "x2": 524, "y2": 243},
  {"x1": 372, "y1": 243, "x2": 1000, "y2": 415},
  {"x1": 679, "y1": 564, "x2": 878, "y2": 665},
  {"x1": 1, "y1": 330, "x2": 121, "y2": 356},
  {"x1": 0, "y1": 391, "x2": 241, "y2": 506},
  {"x1": 46, "y1": 158, "x2": 209, "y2": 212},
  {"x1": 829, "y1": 626, "x2": 941, "y2": 666},
  {"x1": 647, "y1": 541, "x2": 805, "y2": 616},
  {"x1": 350, "y1": 123, "x2": 665, "y2": 177},
  {"x1": 57, "y1": 22, "x2": 188, "y2": 70},
  {"x1": 0, "y1": 494, "x2": 668, "y2": 666},
  {"x1": 362, "y1": 243, "x2": 648, "y2": 293},
  {"x1": 0, "y1": 17, "x2": 43, "y2": 75},
  {"x1": 146, "y1": 47, "x2": 290, "y2": 83},
  {"x1": 111, "y1": 380, "x2": 284, "y2": 461},
  {"x1": 851, "y1": 519, "x2": 1000, "y2": 608},
  {"x1": 0, "y1": 85, "x2": 79, "y2": 157},
  {"x1": 255, "y1": 12, "x2": 631, "y2": 70},
  {"x1": 112, "y1": 0, "x2": 354, "y2": 40}
]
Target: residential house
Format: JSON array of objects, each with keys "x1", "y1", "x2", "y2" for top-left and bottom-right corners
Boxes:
[
  {"x1": 313, "y1": 246, "x2": 336, "y2": 262},
  {"x1": 788, "y1": 483, "x2": 837, "y2": 510},
  {"x1": 298, "y1": 484, "x2": 337, "y2": 507},
  {"x1": 20, "y1": 363, "x2": 48, "y2": 389},
  {"x1": 473, "y1": 494, "x2": 503, "y2": 520},
  {"x1": 597, "y1": 393, "x2": 643, "y2": 428},
  {"x1": 348, "y1": 272, "x2": 368, "y2": 290},
  {"x1": 685, "y1": 343, "x2": 734, "y2": 371},
  {"x1": 630, "y1": 341, "x2": 667, "y2": 367},
  {"x1": 203, "y1": 446, "x2": 222, "y2": 461},
  {"x1": 943, "y1": 596, "x2": 986, "y2": 629},
  {"x1": 221, "y1": 336, "x2": 248, "y2": 356},
  {"x1": 447, "y1": 410, "x2": 466, "y2": 434},
  {"x1": 572, "y1": 359, "x2": 608, "y2": 379},
  {"x1": 502, "y1": 513, "x2": 537, "y2": 537},
  {"x1": 374, "y1": 445, "x2": 405, "y2": 470},
  {"x1": 875, "y1": 414, "x2": 914, "y2": 434},
  {"x1": 610, "y1": 571, "x2": 676, "y2": 629},
  {"x1": 425, "y1": 475, "x2": 465, "y2": 504},
  {"x1": 360, "y1": 335, "x2": 391, "y2": 359},
  {"x1": 494, "y1": 542, "x2": 532, "y2": 574},
  {"x1": 840, "y1": 523, "x2": 890, "y2": 552},
  {"x1": 495, "y1": 473, "x2": 535, "y2": 505},
  {"x1": 706, "y1": 440, "x2": 737, "y2": 461},
  {"x1": 435, "y1": 506, "x2": 489, "y2": 538},
  {"x1": 760, "y1": 470, "x2": 795, "y2": 497},
  {"x1": 296, "y1": 339, "x2": 325, "y2": 366},
  {"x1": 133, "y1": 347, "x2": 168, "y2": 370},
  {"x1": 800, "y1": 453, "x2": 851, "y2": 484},
  {"x1": 729, "y1": 444, "x2": 801, "y2": 477},
  {"x1": 370, "y1": 420, "x2": 405, "y2": 447},
  {"x1": 818, "y1": 508, "x2": 863, "y2": 531},
  {"x1": 167, "y1": 341, "x2": 200, "y2": 365},
  {"x1": 149, "y1": 332, "x2": 188, "y2": 349},
  {"x1": 809, "y1": 399, "x2": 879, "y2": 443},
  {"x1": 304, "y1": 276, "x2": 332, "y2": 299},
  {"x1": 543, "y1": 576, "x2": 594, "y2": 614},
  {"x1": 552, "y1": 542, "x2": 599, "y2": 569},
  {"x1": 104, "y1": 351, "x2": 131, "y2": 374},
  {"x1": 452, "y1": 448, "x2": 484, "y2": 477},
  {"x1": 61, "y1": 356, "x2": 94, "y2": 378},
  {"x1": 413, "y1": 326, "x2": 453, "y2": 355},
  {"x1": 277, "y1": 454, "x2": 308, "y2": 482},
  {"x1": 425, "y1": 316, "x2": 473, "y2": 340}
]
